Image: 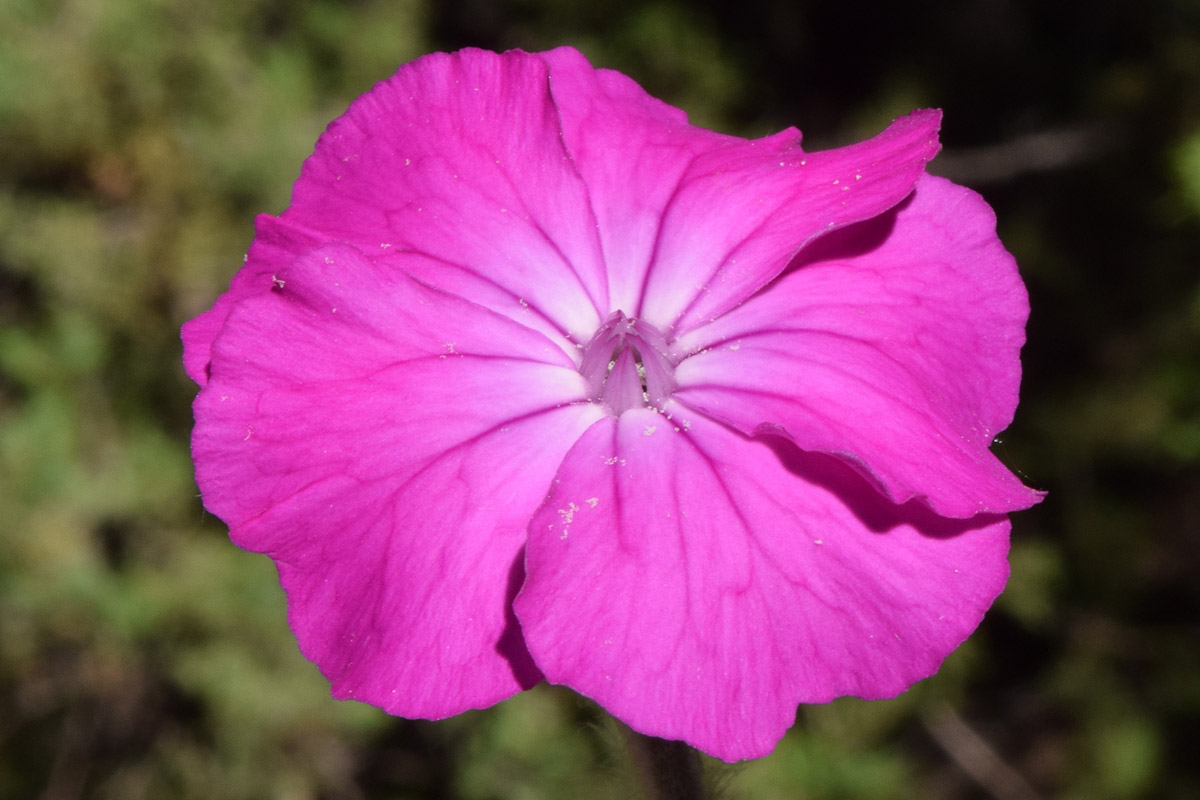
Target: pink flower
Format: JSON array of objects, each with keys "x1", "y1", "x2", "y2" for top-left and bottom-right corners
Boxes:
[{"x1": 183, "y1": 47, "x2": 1042, "y2": 761}]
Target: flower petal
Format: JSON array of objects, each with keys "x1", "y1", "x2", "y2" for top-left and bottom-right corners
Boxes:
[
  {"x1": 276, "y1": 48, "x2": 610, "y2": 345},
  {"x1": 674, "y1": 175, "x2": 1043, "y2": 517},
  {"x1": 539, "y1": 46, "x2": 736, "y2": 315},
  {"x1": 193, "y1": 243, "x2": 604, "y2": 716},
  {"x1": 641, "y1": 110, "x2": 943, "y2": 334},
  {"x1": 182, "y1": 214, "x2": 323, "y2": 386},
  {"x1": 542, "y1": 49, "x2": 940, "y2": 336},
  {"x1": 515, "y1": 404, "x2": 1010, "y2": 761}
]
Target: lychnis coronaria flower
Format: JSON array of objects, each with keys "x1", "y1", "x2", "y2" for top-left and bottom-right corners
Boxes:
[{"x1": 183, "y1": 47, "x2": 1042, "y2": 761}]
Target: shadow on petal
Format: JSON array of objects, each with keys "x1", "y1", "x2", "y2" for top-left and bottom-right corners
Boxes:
[
  {"x1": 499, "y1": 546, "x2": 544, "y2": 688},
  {"x1": 760, "y1": 433, "x2": 1006, "y2": 539},
  {"x1": 772, "y1": 191, "x2": 909, "y2": 286}
]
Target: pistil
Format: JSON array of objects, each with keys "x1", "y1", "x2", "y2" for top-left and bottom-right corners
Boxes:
[{"x1": 579, "y1": 311, "x2": 677, "y2": 415}]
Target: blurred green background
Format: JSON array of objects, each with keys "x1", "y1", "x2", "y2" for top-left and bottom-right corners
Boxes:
[{"x1": 2, "y1": 0, "x2": 1198, "y2": 798}]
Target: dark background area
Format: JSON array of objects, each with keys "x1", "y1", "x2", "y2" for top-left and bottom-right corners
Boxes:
[{"x1": 2, "y1": 0, "x2": 1198, "y2": 797}]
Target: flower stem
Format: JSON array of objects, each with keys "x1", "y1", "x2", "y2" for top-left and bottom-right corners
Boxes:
[{"x1": 621, "y1": 724, "x2": 708, "y2": 800}]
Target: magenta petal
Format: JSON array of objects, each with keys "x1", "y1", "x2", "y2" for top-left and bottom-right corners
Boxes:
[
  {"x1": 642, "y1": 109, "x2": 943, "y2": 334},
  {"x1": 674, "y1": 175, "x2": 1043, "y2": 517},
  {"x1": 193, "y1": 243, "x2": 604, "y2": 715},
  {"x1": 280, "y1": 48, "x2": 610, "y2": 342},
  {"x1": 182, "y1": 214, "x2": 324, "y2": 386},
  {"x1": 539, "y1": 47, "x2": 736, "y2": 315},
  {"x1": 542, "y1": 47, "x2": 940, "y2": 335},
  {"x1": 514, "y1": 405, "x2": 1010, "y2": 761}
]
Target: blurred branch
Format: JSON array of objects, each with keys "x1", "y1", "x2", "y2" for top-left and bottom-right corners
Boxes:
[
  {"x1": 621, "y1": 723, "x2": 709, "y2": 800},
  {"x1": 921, "y1": 703, "x2": 1043, "y2": 800},
  {"x1": 932, "y1": 124, "x2": 1121, "y2": 184},
  {"x1": 40, "y1": 708, "x2": 90, "y2": 800}
]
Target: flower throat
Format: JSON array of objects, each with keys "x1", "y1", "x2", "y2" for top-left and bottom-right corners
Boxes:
[{"x1": 579, "y1": 311, "x2": 677, "y2": 415}]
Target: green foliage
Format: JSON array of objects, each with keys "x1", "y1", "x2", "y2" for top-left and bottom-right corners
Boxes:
[{"x1": 2, "y1": 0, "x2": 1199, "y2": 798}]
